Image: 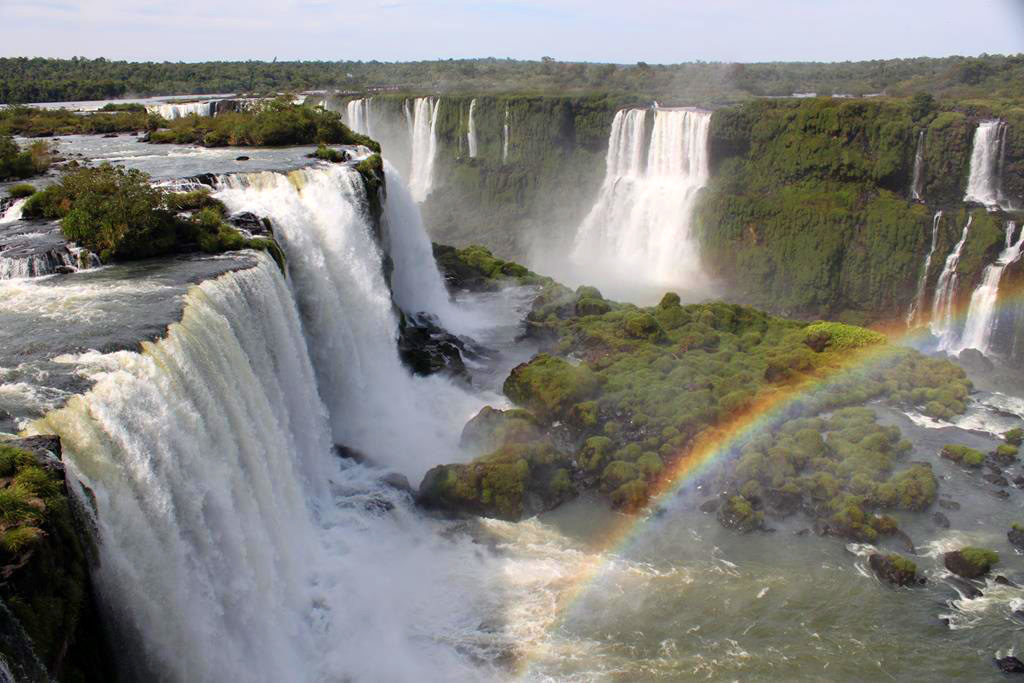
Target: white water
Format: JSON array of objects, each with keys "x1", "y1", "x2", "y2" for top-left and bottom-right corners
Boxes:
[
  {"x1": 964, "y1": 120, "x2": 1007, "y2": 209},
  {"x1": 954, "y1": 222, "x2": 1024, "y2": 355},
  {"x1": 570, "y1": 107, "x2": 712, "y2": 290},
  {"x1": 33, "y1": 255, "x2": 518, "y2": 681},
  {"x1": 502, "y1": 106, "x2": 510, "y2": 164},
  {"x1": 345, "y1": 97, "x2": 373, "y2": 137},
  {"x1": 906, "y1": 211, "x2": 942, "y2": 327},
  {"x1": 408, "y1": 97, "x2": 441, "y2": 202},
  {"x1": 0, "y1": 244, "x2": 99, "y2": 280},
  {"x1": 467, "y1": 99, "x2": 479, "y2": 159},
  {"x1": 215, "y1": 163, "x2": 482, "y2": 479},
  {"x1": 931, "y1": 216, "x2": 972, "y2": 350},
  {"x1": 146, "y1": 101, "x2": 215, "y2": 120},
  {"x1": 0, "y1": 198, "x2": 26, "y2": 224},
  {"x1": 911, "y1": 130, "x2": 926, "y2": 201}
]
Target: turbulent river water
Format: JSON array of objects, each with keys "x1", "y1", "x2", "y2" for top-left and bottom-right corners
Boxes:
[{"x1": 2, "y1": 134, "x2": 1024, "y2": 681}]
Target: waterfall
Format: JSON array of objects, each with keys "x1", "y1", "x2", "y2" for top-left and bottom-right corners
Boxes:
[
  {"x1": 906, "y1": 210, "x2": 942, "y2": 326},
  {"x1": 1, "y1": 198, "x2": 26, "y2": 224},
  {"x1": 502, "y1": 106, "x2": 510, "y2": 164},
  {"x1": 954, "y1": 222, "x2": 1024, "y2": 355},
  {"x1": 407, "y1": 97, "x2": 441, "y2": 202},
  {"x1": 146, "y1": 101, "x2": 215, "y2": 120},
  {"x1": 345, "y1": 97, "x2": 373, "y2": 137},
  {"x1": 931, "y1": 216, "x2": 972, "y2": 350},
  {"x1": 964, "y1": 120, "x2": 1007, "y2": 209},
  {"x1": 570, "y1": 107, "x2": 712, "y2": 288},
  {"x1": 910, "y1": 130, "x2": 926, "y2": 201},
  {"x1": 215, "y1": 163, "x2": 482, "y2": 478},
  {"x1": 467, "y1": 99, "x2": 479, "y2": 159}
]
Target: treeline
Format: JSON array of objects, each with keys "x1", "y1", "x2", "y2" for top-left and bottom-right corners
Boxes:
[{"x1": 1, "y1": 54, "x2": 1022, "y2": 106}]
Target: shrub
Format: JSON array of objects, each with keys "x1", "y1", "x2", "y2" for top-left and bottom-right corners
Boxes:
[
  {"x1": 1005, "y1": 428, "x2": 1023, "y2": 446},
  {"x1": 6, "y1": 182, "x2": 36, "y2": 198},
  {"x1": 0, "y1": 135, "x2": 50, "y2": 181},
  {"x1": 941, "y1": 444, "x2": 986, "y2": 467}
]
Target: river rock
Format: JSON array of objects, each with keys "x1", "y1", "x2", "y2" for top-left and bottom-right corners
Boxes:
[
  {"x1": 1008, "y1": 525, "x2": 1024, "y2": 551},
  {"x1": 868, "y1": 553, "x2": 922, "y2": 586},
  {"x1": 938, "y1": 498, "x2": 961, "y2": 511},
  {"x1": 957, "y1": 348, "x2": 995, "y2": 373},
  {"x1": 932, "y1": 511, "x2": 951, "y2": 529},
  {"x1": 994, "y1": 575, "x2": 1019, "y2": 588},
  {"x1": 944, "y1": 548, "x2": 998, "y2": 579},
  {"x1": 984, "y1": 472, "x2": 1010, "y2": 487},
  {"x1": 380, "y1": 472, "x2": 413, "y2": 495},
  {"x1": 996, "y1": 656, "x2": 1024, "y2": 674},
  {"x1": 236, "y1": 155, "x2": 250, "y2": 161}
]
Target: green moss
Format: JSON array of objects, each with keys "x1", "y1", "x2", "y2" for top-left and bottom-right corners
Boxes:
[
  {"x1": 959, "y1": 547, "x2": 999, "y2": 573},
  {"x1": 994, "y1": 443, "x2": 1020, "y2": 462},
  {"x1": 504, "y1": 354, "x2": 599, "y2": 422},
  {"x1": 1004, "y1": 428, "x2": 1023, "y2": 446},
  {"x1": 718, "y1": 495, "x2": 764, "y2": 532},
  {"x1": 803, "y1": 322, "x2": 887, "y2": 350},
  {"x1": 941, "y1": 444, "x2": 986, "y2": 467},
  {"x1": 6, "y1": 182, "x2": 36, "y2": 199}
]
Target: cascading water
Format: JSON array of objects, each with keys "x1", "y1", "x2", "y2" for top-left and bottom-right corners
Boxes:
[
  {"x1": 910, "y1": 130, "x2": 926, "y2": 201},
  {"x1": 953, "y1": 222, "x2": 1024, "y2": 355},
  {"x1": 931, "y1": 216, "x2": 972, "y2": 350},
  {"x1": 467, "y1": 99, "x2": 479, "y2": 159},
  {"x1": 1, "y1": 198, "x2": 26, "y2": 224},
  {"x1": 215, "y1": 163, "x2": 483, "y2": 478},
  {"x1": 570, "y1": 107, "x2": 712, "y2": 289},
  {"x1": 502, "y1": 106, "x2": 510, "y2": 164},
  {"x1": 345, "y1": 97, "x2": 373, "y2": 137},
  {"x1": 146, "y1": 101, "x2": 215, "y2": 120},
  {"x1": 407, "y1": 97, "x2": 441, "y2": 202},
  {"x1": 964, "y1": 120, "x2": 1008, "y2": 209},
  {"x1": 906, "y1": 211, "x2": 943, "y2": 327}
]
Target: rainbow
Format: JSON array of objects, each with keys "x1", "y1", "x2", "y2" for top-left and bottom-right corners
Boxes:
[{"x1": 513, "y1": 280, "x2": 1024, "y2": 678}]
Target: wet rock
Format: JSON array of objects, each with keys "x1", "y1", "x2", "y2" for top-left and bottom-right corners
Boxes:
[
  {"x1": 699, "y1": 498, "x2": 720, "y2": 514},
  {"x1": 397, "y1": 313, "x2": 477, "y2": 379},
  {"x1": 717, "y1": 495, "x2": 763, "y2": 533},
  {"x1": 1008, "y1": 524, "x2": 1024, "y2": 551},
  {"x1": 992, "y1": 489, "x2": 1011, "y2": 500},
  {"x1": 984, "y1": 473, "x2": 1010, "y2": 487},
  {"x1": 380, "y1": 472, "x2": 413, "y2": 495},
  {"x1": 2, "y1": 435, "x2": 64, "y2": 475},
  {"x1": 946, "y1": 576, "x2": 983, "y2": 599},
  {"x1": 236, "y1": 155, "x2": 250, "y2": 161},
  {"x1": 794, "y1": 528, "x2": 810, "y2": 537},
  {"x1": 938, "y1": 498, "x2": 961, "y2": 511},
  {"x1": 944, "y1": 548, "x2": 999, "y2": 579},
  {"x1": 994, "y1": 575, "x2": 1019, "y2": 588},
  {"x1": 995, "y1": 656, "x2": 1024, "y2": 674},
  {"x1": 1013, "y1": 475, "x2": 1024, "y2": 489},
  {"x1": 868, "y1": 553, "x2": 923, "y2": 587},
  {"x1": 957, "y1": 348, "x2": 995, "y2": 373},
  {"x1": 364, "y1": 497, "x2": 395, "y2": 513},
  {"x1": 333, "y1": 444, "x2": 370, "y2": 464},
  {"x1": 460, "y1": 406, "x2": 541, "y2": 455},
  {"x1": 226, "y1": 211, "x2": 273, "y2": 237},
  {"x1": 932, "y1": 511, "x2": 951, "y2": 529},
  {"x1": 101, "y1": 132, "x2": 118, "y2": 138}
]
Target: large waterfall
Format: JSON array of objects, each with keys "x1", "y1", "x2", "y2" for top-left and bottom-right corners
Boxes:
[
  {"x1": 467, "y1": 99, "x2": 479, "y2": 159},
  {"x1": 569, "y1": 107, "x2": 712, "y2": 290},
  {"x1": 906, "y1": 210, "x2": 942, "y2": 326},
  {"x1": 408, "y1": 97, "x2": 441, "y2": 202},
  {"x1": 931, "y1": 216, "x2": 972, "y2": 350},
  {"x1": 25, "y1": 159, "x2": 529, "y2": 680},
  {"x1": 964, "y1": 120, "x2": 1008, "y2": 209},
  {"x1": 954, "y1": 222, "x2": 1024, "y2": 355},
  {"x1": 345, "y1": 97, "x2": 374, "y2": 137}
]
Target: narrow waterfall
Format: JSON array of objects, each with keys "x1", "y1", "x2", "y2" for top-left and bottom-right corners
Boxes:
[
  {"x1": 345, "y1": 97, "x2": 373, "y2": 137},
  {"x1": 931, "y1": 216, "x2": 972, "y2": 349},
  {"x1": 502, "y1": 106, "x2": 510, "y2": 163},
  {"x1": 1, "y1": 198, "x2": 26, "y2": 224},
  {"x1": 215, "y1": 164, "x2": 482, "y2": 478},
  {"x1": 955, "y1": 222, "x2": 1024, "y2": 354},
  {"x1": 910, "y1": 130, "x2": 926, "y2": 201},
  {"x1": 467, "y1": 99, "x2": 479, "y2": 158},
  {"x1": 407, "y1": 97, "x2": 441, "y2": 202},
  {"x1": 570, "y1": 107, "x2": 712, "y2": 289},
  {"x1": 964, "y1": 120, "x2": 1007, "y2": 209},
  {"x1": 906, "y1": 210, "x2": 942, "y2": 326}
]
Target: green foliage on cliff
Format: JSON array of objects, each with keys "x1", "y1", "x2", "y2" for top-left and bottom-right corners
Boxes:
[
  {"x1": 23, "y1": 164, "x2": 282, "y2": 265},
  {"x1": 0, "y1": 105, "x2": 160, "y2": 137},
  {"x1": 147, "y1": 99, "x2": 380, "y2": 150}
]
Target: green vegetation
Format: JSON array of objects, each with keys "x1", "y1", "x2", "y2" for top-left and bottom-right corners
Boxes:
[
  {"x1": 0, "y1": 135, "x2": 51, "y2": 181},
  {"x1": 1005, "y1": 428, "x2": 1024, "y2": 446},
  {"x1": 314, "y1": 144, "x2": 346, "y2": 162},
  {"x1": 941, "y1": 444, "x2": 986, "y2": 467},
  {"x1": 21, "y1": 164, "x2": 283, "y2": 266},
  {"x1": 944, "y1": 547, "x2": 999, "y2": 578},
  {"x1": 6, "y1": 182, "x2": 37, "y2": 198},
  {"x1": 0, "y1": 105, "x2": 160, "y2": 137},
  {"x1": 2, "y1": 54, "x2": 1023, "y2": 105},
  {"x1": 869, "y1": 553, "x2": 920, "y2": 586},
  {"x1": 146, "y1": 99, "x2": 379, "y2": 150},
  {"x1": 993, "y1": 443, "x2": 1020, "y2": 463},
  {"x1": 422, "y1": 250, "x2": 970, "y2": 528}
]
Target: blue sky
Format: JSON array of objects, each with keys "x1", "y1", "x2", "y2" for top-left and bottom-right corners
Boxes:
[{"x1": 1, "y1": 0, "x2": 1022, "y2": 63}]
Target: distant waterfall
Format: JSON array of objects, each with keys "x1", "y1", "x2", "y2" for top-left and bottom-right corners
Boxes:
[
  {"x1": 931, "y1": 216, "x2": 972, "y2": 350},
  {"x1": 467, "y1": 99, "x2": 479, "y2": 159},
  {"x1": 964, "y1": 120, "x2": 1008, "y2": 209},
  {"x1": 345, "y1": 97, "x2": 374, "y2": 137},
  {"x1": 146, "y1": 101, "x2": 215, "y2": 120},
  {"x1": 954, "y1": 222, "x2": 1024, "y2": 355},
  {"x1": 215, "y1": 164, "x2": 480, "y2": 476},
  {"x1": 906, "y1": 210, "x2": 942, "y2": 326},
  {"x1": 407, "y1": 97, "x2": 441, "y2": 202},
  {"x1": 570, "y1": 107, "x2": 712, "y2": 288},
  {"x1": 910, "y1": 130, "x2": 926, "y2": 201},
  {"x1": 502, "y1": 106, "x2": 511, "y2": 164}
]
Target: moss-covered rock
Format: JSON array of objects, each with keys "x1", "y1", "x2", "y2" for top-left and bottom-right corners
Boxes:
[
  {"x1": 944, "y1": 547, "x2": 999, "y2": 579},
  {"x1": 869, "y1": 553, "x2": 922, "y2": 586},
  {"x1": 503, "y1": 354, "x2": 599, "y2": 422},
  {"x1": 717, "y1": 495, "x2": 764, "y2": 533},
  {"x1": 1005, "y1": 428, "x2": 1024, "y2": 447},
  {"x1": 941, "y1": 444, "x2": 986, "y2": 467},
  {"x1": 1008, "y1": 523, "x2": 1024, "y2": 551}
]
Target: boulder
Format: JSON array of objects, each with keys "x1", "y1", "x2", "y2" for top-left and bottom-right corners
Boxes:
[
  {"x1": 944, "y1": 547, "x2": 999, "y2": 579},
  {"x1": 996, "y1": 656, "x2": 1024, "y2": 674},
  {"x1": 717, "y1": 495, "x2": 763, "y2": 533},
  {"x1": 1008, "y1": 524, "x2": 1024, "y2": 551},
  {"x1": 236, "y1": 155, "x2": 250, "y2": 161},
  {"x1": 460, "y1": 406, "x2": 541, "y2": 455},
  {"x1": 868, "y1": 553, "x2": 922, "y2": 586},
  {"x1": 380, "y1": 472, "x2": 413, "y2": 495},
  {"x1": 938, "y1": 498, "x2": 961, "y2": 510},
  {"x1": 932, "y1": 511, "x2": 951, "y2": 529},
  {"x1": 227, "y1": 211, "x2": 273, "y2": 237},
  {"x1": 957, "y1": 348, "x2": 995, "y2": 373}
]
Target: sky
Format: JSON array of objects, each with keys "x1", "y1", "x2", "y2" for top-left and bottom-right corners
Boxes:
[{"x1": 1, "y1": 0, "x2": 1022, "y2": 64}]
